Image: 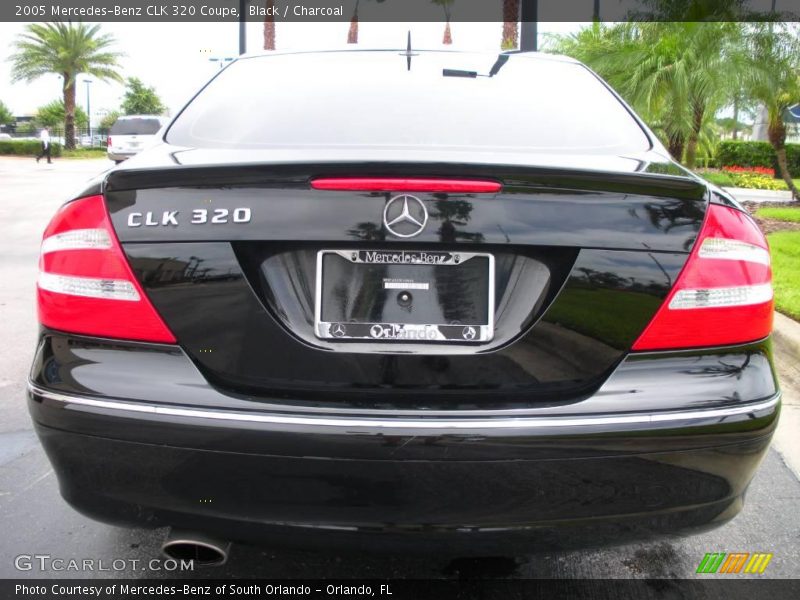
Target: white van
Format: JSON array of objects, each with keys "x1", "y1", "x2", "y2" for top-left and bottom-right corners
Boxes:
[{"x1": 107, "y1": 115, "x2": 167, "y2": 163}]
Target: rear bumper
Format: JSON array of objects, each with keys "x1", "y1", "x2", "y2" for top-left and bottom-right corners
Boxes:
[
  {"x1": 107, "y1": 151, "x2": 138, "y2": 161},
  {"x1": 28, "y1": 333, "x2": 781, "y2": 553},
  {"x1": 31, "y1": 416, "x2": 774, "y2": 554}
]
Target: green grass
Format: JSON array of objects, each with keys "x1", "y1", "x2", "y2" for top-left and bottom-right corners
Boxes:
[
  {"x1": 768, "y1": 231, "x2": 800, "y2": 321},
  {"x1": 61, "y1": 148, "x2": 107, "y2": 159},
  {"x1": 700, "y1": 171, "x2": 735, "y2": 187},
  {"x1": 545, "y1": 288, "x2": 663, "y2": 349},
  {"x1": 756, "y1": 207, "x2": 800, "y2": 223}
]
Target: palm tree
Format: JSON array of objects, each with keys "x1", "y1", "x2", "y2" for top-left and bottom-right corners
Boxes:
[
  {"x1": 552, "y1": 21, "x2": 739, "y2": 169},
  {"x1": 743, "y1": 23, "x2": 800, "y2": 200},
  {"x1": 639, "y1": 22, "x2": 739, "y2": 169},
  {"x1": 347, "y1": 0, "x2": 360, "y2": 44},
  {"x1": 346, "y1": 0, "x2": 386, "y2": 44},
  {"x1": 10, "y1": 22, "x2": 122, "y2": 150},
  {"x1": 263, "y1": 0, "x2": 276, "y2": 50},
  {"x1": 432, "y1": 0, "x2": 454, "y2": 45},
  {"x1": 553, "y1": 24, "x2": 690, "y2": 154},
  {"x1": 501, "y1": 0, "x2": 520, "y2": 49}
]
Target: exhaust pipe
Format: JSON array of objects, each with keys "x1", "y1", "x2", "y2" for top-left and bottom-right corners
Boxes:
[{"x1": 161, "y1": 529, "x2": 231, "y2": 567}]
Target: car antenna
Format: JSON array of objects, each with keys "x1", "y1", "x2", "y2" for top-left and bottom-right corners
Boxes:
[{"x1": 398, "y1": 30, "x2": 417, "y2": 71}]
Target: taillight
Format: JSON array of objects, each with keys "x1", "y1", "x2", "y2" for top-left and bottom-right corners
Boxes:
[
  {"x1": 37, "y1": 195, "x2": 176, "y2": 343},
  {"x1": 106, "y1": 136, "x2": 111, "y2": 148},
  {"x1": 632, "y1": 203, "x2": 772, "y2": 351},
  {"x1": 310, "y1": 177, "x2": 502, "y2": 193}
]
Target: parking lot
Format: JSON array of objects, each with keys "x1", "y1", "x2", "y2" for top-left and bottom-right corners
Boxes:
[{"x1": 0, "y1": 156, "x2": 798, "y2": 581}]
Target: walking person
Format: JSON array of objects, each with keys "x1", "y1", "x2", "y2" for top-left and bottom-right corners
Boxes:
[{"x1": 36, "y1": 127, "x2": 52, "y2": 164}]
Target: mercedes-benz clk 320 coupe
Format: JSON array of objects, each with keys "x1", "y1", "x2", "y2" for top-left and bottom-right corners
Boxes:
[{"x1": 29, "y1": 50, "x2": 779, "y2": 564}]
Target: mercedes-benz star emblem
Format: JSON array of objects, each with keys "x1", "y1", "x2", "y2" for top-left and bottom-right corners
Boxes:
[
  {"x1": 330, "y1": 323, "x2": 346, "y2": 338},
  {"x1": 462, "y1": 326, "x2": 477, "y2": 340},
  {"x1": 383, "y1": 194, "x2": 428, "y2": 238}
]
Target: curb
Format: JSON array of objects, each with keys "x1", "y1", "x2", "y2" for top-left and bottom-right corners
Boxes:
[
  {"x1": 774, "y1": 312, "x2": 800, "y2": 361},
  {"x1": 724, "y1": 187, "x2": 794, "y2": 204},
  {"x1": 771, "y1": 312, "x2": 800, "y2": 480},
  {"x1": 723, "y1": 187, "x2": 793, "y2": 198}
]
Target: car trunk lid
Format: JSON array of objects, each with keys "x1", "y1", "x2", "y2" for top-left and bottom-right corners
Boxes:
[{"x1": 103, "y1": 159, "x2": 706, "y2": 409}]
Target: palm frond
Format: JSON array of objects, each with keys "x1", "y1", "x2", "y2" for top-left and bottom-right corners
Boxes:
[{"x1": 9, "y1": 21, "x2": 124, "y2": 85}]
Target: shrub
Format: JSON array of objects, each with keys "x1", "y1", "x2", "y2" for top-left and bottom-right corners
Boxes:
[
  {"x1": 716, "y1": 140, "x2": 800, "y2": 178},
  {"x1": 0, "y1": 139, "x2": 62, "y2": 157},
  {"x1": 718, "y1": 165, "x2": 785, "y2": 190},
  {"x1": 727, "y1": 171, "x2": 786, "y2": 190}
]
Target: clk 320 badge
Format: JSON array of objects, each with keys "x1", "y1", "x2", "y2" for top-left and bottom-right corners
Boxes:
[{"x1": 127, "y1": 208, "x2": 252, "y2": 227}]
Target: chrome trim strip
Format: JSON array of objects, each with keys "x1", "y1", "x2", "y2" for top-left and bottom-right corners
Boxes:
[{"x1": 28, "y1": 383, "x2": 780, "y2": 430}]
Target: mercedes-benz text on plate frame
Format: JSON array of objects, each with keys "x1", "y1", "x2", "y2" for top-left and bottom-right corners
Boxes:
[{"x1": 315, "y1": 250, "x2": 495, "y2": 343}]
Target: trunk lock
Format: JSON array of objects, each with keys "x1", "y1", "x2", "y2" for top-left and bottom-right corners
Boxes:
[{"x1": 397, "y1": 291, "x2": 413, "y2": 308}]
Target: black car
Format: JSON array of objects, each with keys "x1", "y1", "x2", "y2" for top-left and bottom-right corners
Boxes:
[{"x1": 29, "y1": 50, "x2": 779, "y2": 564}]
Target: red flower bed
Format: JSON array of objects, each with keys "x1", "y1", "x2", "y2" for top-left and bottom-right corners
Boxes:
[{"x1": 722, "y1": 165, "x2": 776, "y2": 177}]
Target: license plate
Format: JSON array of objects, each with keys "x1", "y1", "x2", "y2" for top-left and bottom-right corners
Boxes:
[{"x1": 315, "y1": 250, "x2": 494, "y2": 343}]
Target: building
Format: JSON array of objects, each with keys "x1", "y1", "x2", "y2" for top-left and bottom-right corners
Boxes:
[{"x1": 753, "y1": 104, "x2": 800, "y2": 143}]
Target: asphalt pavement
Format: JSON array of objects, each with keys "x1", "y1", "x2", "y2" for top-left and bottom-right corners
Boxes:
[{"x1": 0, "y1": 157, "x2": 798, "y2": 581}]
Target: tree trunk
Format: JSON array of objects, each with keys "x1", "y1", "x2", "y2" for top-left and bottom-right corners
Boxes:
[
  {"x1": 347, "y1": 0, "x2": 359, "y2": 44},
  {"x1": 769, "y1": 118, "x2": 800, "y2": 201},
  {"x1": 63, "y1": 73, "x2": 76, "y2": 150},
  {"x1": 684, "y1": 102, "x2": 705, "y2": 170},
  {"x1": 775, "y1": 147, "x2": 799, "y2": 200},
  {"x1": 732, "y1": 97, "x2": 739, "y2": 141},
  {"x1": 685, "y1": 137, "x2": 698, "y2": 169},
  {"x1": 347, "y1": 11, "x2": 358, "y2": 44},
  {"x1": 501, "y1": 0, "x2": 520, "y2": 49},
  {"x1": 442, "y1": 6, "x2": 452, "y2": 45},
  {"x1": 263, "y1": 0, "x2": 276, "y2": 50},
  {"x1": 667, "y1": 133, "x2": 684, "y2": 163}
]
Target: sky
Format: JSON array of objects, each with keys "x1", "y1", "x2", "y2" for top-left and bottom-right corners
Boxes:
[
  {"x1": 0, "y1": 0, "x2": 787, "y2": 123},
  {"x1": 0, "y1": 20, "x2": 586, "y2": 122}
]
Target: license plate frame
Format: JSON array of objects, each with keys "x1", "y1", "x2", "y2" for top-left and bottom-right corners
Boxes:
[{"x1": 314, "y1": 249, "x2": 495, "y2": 343}]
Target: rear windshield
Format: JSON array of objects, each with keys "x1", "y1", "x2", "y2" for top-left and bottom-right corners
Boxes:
[
  {"x1": 166, "y1": 52, "x2": 650, "y2": 154},
  {"x1": 110, "y1": 118, "x2": 162, "y2": 135}
]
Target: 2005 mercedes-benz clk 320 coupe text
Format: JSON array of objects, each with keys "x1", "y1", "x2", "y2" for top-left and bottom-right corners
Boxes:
[{"x1": 28, "y1": 50, "x2": 780, "y2": 563}]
